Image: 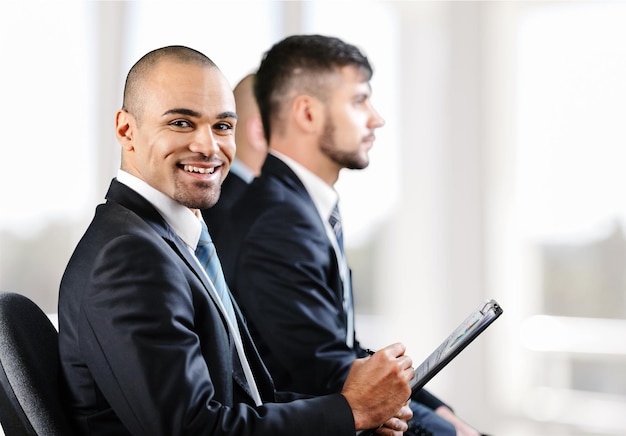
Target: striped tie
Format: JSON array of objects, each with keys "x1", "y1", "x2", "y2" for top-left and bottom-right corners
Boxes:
[
  {"x1": 195, "y1": 222, "x2": 237, "y2": 325},
  {"x1": 329, "y1": 202, "x2": 354, "y2": 347},
  {"x1": 329, "y1": 202, "x2": 344, "y2": 252}
]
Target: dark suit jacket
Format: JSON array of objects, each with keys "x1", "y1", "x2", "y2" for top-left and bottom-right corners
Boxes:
[
  {"x1": 201, "y1": 170, "x2": 248, "y2": 240},
  {"x1": 58, "y1": 179, "x2": 355, "y2": 436},
  {"x1": 216, "y1": 154, "x2": 447, "y2": 410}
]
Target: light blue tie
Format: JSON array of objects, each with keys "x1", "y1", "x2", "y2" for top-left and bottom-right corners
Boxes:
[{"x1": 195, "y1": 222, "x2": 237, "y2": 325}]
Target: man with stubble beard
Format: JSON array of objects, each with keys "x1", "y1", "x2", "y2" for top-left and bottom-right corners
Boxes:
[{"x1": 214, "y1": 35, "x2": 481, "y2": 436}]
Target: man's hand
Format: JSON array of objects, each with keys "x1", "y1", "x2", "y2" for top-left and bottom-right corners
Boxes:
[
  {"x1": 376, "y1": 400, "x2": 413, "y2": 436},
  {"x1": 341, "y1": 343, "x2": 414, "y2": 432},
  {"x1": 435, "y1": 406, "x2": 481, "y2": 436}
]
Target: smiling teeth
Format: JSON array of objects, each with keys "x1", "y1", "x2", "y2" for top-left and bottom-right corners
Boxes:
[{"x1": 184, "y1": 165, "x2": 215, "y2": 174}]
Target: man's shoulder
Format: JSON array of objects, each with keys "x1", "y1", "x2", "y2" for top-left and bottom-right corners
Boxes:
[
  {"x1": 94, "y1": 199, "x2": 161, "y2": 237},
  {"x1": 244, "y1": 158, "x2": 311, "y2": 206},
  {"x1": 231, "y1": 175, "x2": 311, "y2": 229},
  {"x1": 67, "y1": 195, "x2": 173, "y2": 274}
]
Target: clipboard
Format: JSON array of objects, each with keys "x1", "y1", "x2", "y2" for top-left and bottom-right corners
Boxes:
[
  {"x1": 410, "y1": 298, "x2": 503, "y2": 393},
  {"x1": 356, "y1": 299, "x2": 502, "y2": 436}
]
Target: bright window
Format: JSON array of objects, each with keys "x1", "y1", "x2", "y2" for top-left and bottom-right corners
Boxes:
[{"x1": 0, "y1": 2, "x2": 92, "y2": 237}]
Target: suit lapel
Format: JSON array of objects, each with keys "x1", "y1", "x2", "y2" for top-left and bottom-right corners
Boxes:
[
  {"x1": 263, "y1": 156, "x2": 354, "y2": 343},
  {"x1": 106, "y1": 179, "x2": 229, "y2": 327},
  {"x1": 264, "y1": 153, "x2": 344, "y2": 277},
  {"x1": 263, "y1": 154, "x2": 323, "y2": 225},
  {"x1": 162, "y1": 234, "x2": 265, "y2": 402}
]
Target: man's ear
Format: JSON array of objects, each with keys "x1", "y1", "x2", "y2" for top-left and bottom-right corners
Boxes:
[
  {"x1": 116, "y1": 110, "x2": 135, "y2": 151},
  {"x1": 292, "y1": 95, "x2": 323, "y2": 134}
]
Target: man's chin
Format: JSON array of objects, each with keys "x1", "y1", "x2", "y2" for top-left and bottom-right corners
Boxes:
[
  {"x1": 346, "y1": 159, "x2": 369, "y2": 170},
  {"x1": 174, "y1": 189, "x2": 221, "y2": 211}
]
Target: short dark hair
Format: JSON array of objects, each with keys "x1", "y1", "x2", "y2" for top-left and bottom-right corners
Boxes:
[
  {"x1": 254, "y1": 34, "x2": 373, "y2": 142},
  {"x1": 122, "y1": 45, "x2": 216, "y2": 119}
]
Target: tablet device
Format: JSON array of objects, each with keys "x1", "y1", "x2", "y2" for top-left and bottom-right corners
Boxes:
[
  {"x1": 357, "y1": 299, "x2": 502, "y2": 436},
  {"x1": 410, "y1": 298, "x2": 503, "y2": 393}
]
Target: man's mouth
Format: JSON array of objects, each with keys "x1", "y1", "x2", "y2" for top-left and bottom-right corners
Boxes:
[{"x1": 183, "y1": 164, "x2": 216, "y2": 174}]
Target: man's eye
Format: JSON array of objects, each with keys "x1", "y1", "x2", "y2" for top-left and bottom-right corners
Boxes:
[
  {"x1": 170, "y1": 120, "x2": 192, "y2": 128},
  {"x1": 215, "y1": 122, "x2": 233, "y2": 131}
]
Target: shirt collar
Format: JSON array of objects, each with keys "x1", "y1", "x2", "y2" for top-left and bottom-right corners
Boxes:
[
  {"x1": 116, "y1": 169, "x2": 202, "y2": 249},
  {"x1": 269, "y1": 150, "x2": 339, "y2": 222}
]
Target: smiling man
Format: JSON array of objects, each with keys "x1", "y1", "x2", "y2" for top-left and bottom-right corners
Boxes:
[
  {"x1": 57, "y1": 45, "x2": 415, "y2": 436},
  {"x1": 117, "y1": 52, "x2": 235, "y2": 210}
]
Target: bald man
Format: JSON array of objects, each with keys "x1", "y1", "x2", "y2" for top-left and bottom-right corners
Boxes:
[
  {"x1": 232, "y1": 73, "x2": 267, "y2": 177},
  {"x1": 58, "y1": 45, "x2": 414, "y2": 436}
]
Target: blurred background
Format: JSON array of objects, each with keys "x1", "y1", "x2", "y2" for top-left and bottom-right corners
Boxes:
[{"x1": 1, "y1": 1, "x2": 626, "y2": 434}]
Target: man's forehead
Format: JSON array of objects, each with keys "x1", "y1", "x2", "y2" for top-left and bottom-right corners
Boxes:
[
  {"x1": 149, "y1": 60, "x2": 223, "y2": 87},
  {"x1": 145, "y1": 63, "x2": 235, "y2": 112},
  {"x1": 332, "y1": 69, "x2": 371, "y2": 94}
]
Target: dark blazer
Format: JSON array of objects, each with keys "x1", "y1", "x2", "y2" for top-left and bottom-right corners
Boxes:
[
  {"x1": 201, "y1": 170, "x2": 249, "y2": 240},
  {"x1": 216, "y1": 154, "x2": 447, "y2": 409},
  {"x1": 58, "y1": 179, "x2": 355, "y2": 436},
  {"x1": 216, "y1": 154, "x2": 356, "y2": 395}
]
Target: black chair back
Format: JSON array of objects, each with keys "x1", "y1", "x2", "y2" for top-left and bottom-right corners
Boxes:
[{"x1": 0, "y1": 292, "x2": 75, "y2": 436}]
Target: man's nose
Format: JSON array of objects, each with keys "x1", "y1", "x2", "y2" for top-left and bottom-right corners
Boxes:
[
  {"x1": 368, "y1": 105, "x2": 385, "y2": 129},
  {"x1": 190, "y1": 126, "x2": 219, "y2": 155}
]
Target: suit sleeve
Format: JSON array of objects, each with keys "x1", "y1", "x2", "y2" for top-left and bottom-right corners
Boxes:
[{"x1": 79, "y1": 232, "x2": 355, "y2": 436}]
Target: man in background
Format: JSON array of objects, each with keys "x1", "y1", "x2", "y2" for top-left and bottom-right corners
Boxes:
[
  {"x1": 202, "y1": 73, "x2": 268, "y2": 234},
  {"x1": 215, "y1": 34, "x2": 481, "y2": 436},
  {"x1": 230, "y1": 73, "x2": 268, "y2": 178}
]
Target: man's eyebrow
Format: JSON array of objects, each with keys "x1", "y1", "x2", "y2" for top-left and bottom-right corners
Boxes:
[
  {"x1": 218, "y1": 111, "x2": 238, "y2": 121},
  {"x1": 162, "y1": 108, "x2": 201, "y2": 117},
  {"x1": 161, "y1": 108, "x2": 237, "y2": 121}
]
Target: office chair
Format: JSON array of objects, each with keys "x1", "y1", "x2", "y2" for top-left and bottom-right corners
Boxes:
[{"x1": 0, "y1": 292, "x2": 75, "y2": 435}]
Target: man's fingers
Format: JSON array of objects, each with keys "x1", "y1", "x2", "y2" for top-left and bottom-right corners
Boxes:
[
  {"x1": 377, "y1": 342, "x2": 407, "y2": 358},
  {"x1": 376, "y1": 417, "x2": 408, "y2": 436},
  {"x1": 395, "y1": 403, "x2": 413, "y2": 421}
]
